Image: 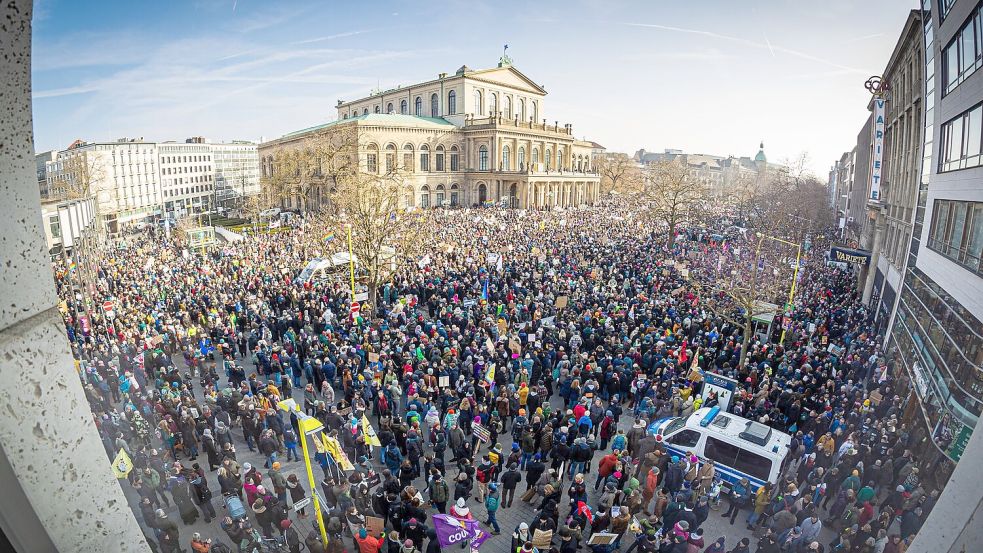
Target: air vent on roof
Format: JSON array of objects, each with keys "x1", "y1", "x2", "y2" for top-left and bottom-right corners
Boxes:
[{"x1": 739, "y1": 421, "x2": 772, "y2": 446}]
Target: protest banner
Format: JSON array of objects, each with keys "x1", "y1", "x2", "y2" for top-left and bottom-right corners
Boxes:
[
  {"x1": 531, "y1": 529, "x2": 553, "y2": 548},
  {"x1": 361, "y1": 415, "x2": 382, "y2": 447},
  {"x1": 433, "y1": 514, "x2": 479, "y2": 547},
  {"x1": 472, "y1": 423, "x2": 491, "y2": 443},
  {"x1": 365, "y1": 516, "x2": 385, "y2": 538},
  {"x1": 555, "y1": 295, "x2": 569, "y2": 308},
  {"x1": 438, "y1": 376, "x2": 450, "y2": 387}
]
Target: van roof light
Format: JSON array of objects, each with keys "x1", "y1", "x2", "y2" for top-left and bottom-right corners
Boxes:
[{"x1": 699, "y1": 406, "x2": 720, "y2": 427}]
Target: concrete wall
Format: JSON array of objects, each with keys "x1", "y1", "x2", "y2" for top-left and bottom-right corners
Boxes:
[{"x1": 0, "y1": 1, "x2": 150, "y2": 551}]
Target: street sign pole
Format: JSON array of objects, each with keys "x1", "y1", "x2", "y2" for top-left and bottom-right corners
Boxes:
[{"x1": 279, "y1": 400, "x2": 328, "y2": 547}]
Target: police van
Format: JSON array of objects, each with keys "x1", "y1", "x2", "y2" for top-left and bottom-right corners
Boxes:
[{"x1": 648, "y1": 406, "x2": 791, "y2": 492}]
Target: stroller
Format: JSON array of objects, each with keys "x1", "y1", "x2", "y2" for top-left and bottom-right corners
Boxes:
[{"x1": 224, "y1": 492, "x2": 247, "y2": 521}]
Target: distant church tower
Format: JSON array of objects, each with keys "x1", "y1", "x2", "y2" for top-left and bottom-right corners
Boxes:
[{"x1": 754, "y1": 141, "x2": 767, "y2": 168}]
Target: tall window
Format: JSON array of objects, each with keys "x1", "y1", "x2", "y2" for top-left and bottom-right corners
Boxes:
[
  {"x1": 479, "y1": 146, "x2": 489, "y2": 170},
  {"x1": 400, "y1": 99, "x2": 408, "y2": 114},
  {"x1": 415, "y1": 96, "x2": 422, "y2": 116},
  {"x1": 502, "y1": 145, "x2": 511, "y2": 170},
  {"x1": 431, "y1": 93, "x2": 439, "y2": 117},
  {"x1": 374, "y1": 105, "x2": 380, "y2": 113},
  {"x1": 385, "y1": 144, "x2": 396, "y2": 173},
  {"x1": 436, "y1": 184, "x2": 445, "y2": 206},
  {"x1": 504, "y1": 96, "x2": 512, "y2": 119},
  {"x1": 518, "y1": 147, "x2": 526, "y2": 170},
  {"x1": 519, "y1": 99, "x2": 526, "y2": 121},
  {"x1": 420, "y1": 145, "x2": 430, "y2": 171},
  {"x1": 473, "y1": 90, "x2": 482, "y2": 115},
  {"x1": 387, "y1": 102, "x2": 394, "y2": 113},
  {"x1": 558, "y1": 150, "x2": 564, "y2": 171},
  {"x1": 940, "y1": 102, "x2": 983, "y2": 171},
  {"x1": 436, "y1": 145, "x2": 445, "y2": 171},
  {"x1": 531, "y1": 100, "x2": 538, "y2": 122},
  {"x1": 367, "y1": 153, "x2": 377, "y2": 173},
  {"x1": 363, "y1": 108, "x2": 369, "y2": 115},
  {"x1": 403, "y1": 144, "x2": 414, "y2": 171},
  {"x1": 450, "y1": 146, "x2": 460, "y2": 171},
  {"x1": 421, "y1": 186, "x2": 430, "y2": 208},
  {"x1": 942, "y1": 4, "x2": 983, "y2": 95},
  {"x1": 545, "y1": 149, "x2": 552, "y2": 170},
  {"x1": 532, "y1": 148, "x2": 540, "y2": 165},
  {"x1": 451, "y1": 184, "x2": 459, "y2": 206},
  {"x1": 448, "y1": 91, "x2": 457, "y2": 115},
  {"x1": 489, "y1": 93, "x2": 498, "y2": 115},
  {"x1": 929, "y1": 199, "x2": 983, "y2": 272}
]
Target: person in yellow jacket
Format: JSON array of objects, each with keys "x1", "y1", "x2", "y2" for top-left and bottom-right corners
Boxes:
[{"x1": 747, "y1": 481, "x2": 773, "y2": 530}]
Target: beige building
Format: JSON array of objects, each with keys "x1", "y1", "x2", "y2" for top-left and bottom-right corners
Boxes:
[
  {"x1": 633, "y1": 144, "x2": 782, "y2": 199},
  {"x1": 259, "y1": 60, "x2": 601, "y2": 209}
]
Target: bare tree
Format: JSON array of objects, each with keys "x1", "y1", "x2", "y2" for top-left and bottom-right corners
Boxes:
[
  {"x1": 49, "y1": 150, "x2": 106, "y2": 200},
  {"x1": 691, "y1": 234, "x2": 798, "y2": 368},
  {"x1": 646, "y1": 160, "x2": 708, "y2": 248},
  {"x1": 320, "y1": 169, "x2": 424, "y2": 313},
  {"x1": 596, "y1": 153, "x2": 644, "y2": 195},
  {"x1": 263, "y1": 125, "x2": 358, "y2": 212}
]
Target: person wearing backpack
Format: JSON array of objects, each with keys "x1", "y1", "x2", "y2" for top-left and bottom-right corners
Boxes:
[
  {"x1": 484, "y1": 483, "x2": 502, "y2": 535},
  {"x1": 475, "y1": 455, "x2": 496, "y2": 502},
  {"x1": 428, "y1": 472, "x2": 449, "y2": 513}
]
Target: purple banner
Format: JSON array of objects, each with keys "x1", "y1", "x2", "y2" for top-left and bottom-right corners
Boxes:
[{"x1": 433, "y1": 514, "x2": 479, "y2": 547}]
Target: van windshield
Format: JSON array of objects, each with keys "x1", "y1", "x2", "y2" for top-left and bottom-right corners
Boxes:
[{"x1": 663, "y1": 417, "x2": 687, "y2": 436}]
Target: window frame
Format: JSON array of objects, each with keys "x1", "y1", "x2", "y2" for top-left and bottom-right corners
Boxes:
[
  {"x1": 448, "y1": 90, "x2": 457, "y2": 115},
  {"x1": 479, "y1": 146, "x2": 489, "y2": 171},
  {"x1": 415, "y1": 97, "x2": 423, "y2": 116},
  {"x1": 431, "y1": 93, "x2": 439, "y2": 117}
]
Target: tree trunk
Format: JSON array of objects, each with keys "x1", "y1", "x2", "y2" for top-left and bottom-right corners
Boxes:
[
  {"x1": 667, "y1": 220, "x2": 677, "y2": 249},
  {"x1": 739, "y1": 312, "x2": 753, "y2": 369},
  {"x1": 367, "y1": 280, "x2": 379, "y2": 319}
]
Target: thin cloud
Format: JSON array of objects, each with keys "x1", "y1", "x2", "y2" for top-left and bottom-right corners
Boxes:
[
  {"x1": 33, "y1": 85, "x2": 101, "y2": 99},
  {"x1": 621, "y1": 21, "x2": 868, "y2": 75},
  {"x1": 293, "y1": 30, "x2": 370, "y2": 45},
  {"x1": 843, "y1": 32, "x2": 884, "y2": 44}
]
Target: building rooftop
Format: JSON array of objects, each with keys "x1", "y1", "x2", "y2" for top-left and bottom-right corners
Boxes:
[{"x1": 279, "y1": 113, "x2": 455, "y2": 141}]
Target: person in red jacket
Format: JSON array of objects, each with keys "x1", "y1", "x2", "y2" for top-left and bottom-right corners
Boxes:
[
  {"x1": 354, "y1": 527, "x2": 384, "y2": 553},
  {"x1": 595, "y1": 451, "x2": 619, "y2": 490}
]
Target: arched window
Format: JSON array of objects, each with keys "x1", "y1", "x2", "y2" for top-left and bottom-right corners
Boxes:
[
  {"x1": 414, "y1": 96, "x2": 422, "y2": 116},
  {"x1": 374, "y1": 105, "x2": 380, "y2": 114},
  {"x1": 503, "y1": 96, "x2": 512, "y2": 119},
  {"x1": 363, "y1": 108, "x2": 368, "y2": 115},
  {"x1": 558, "y1": 150, "x2": 564, "y2": 171},
  {"x1": 387, "y1": 102, "x2": 394, "y2": 114},
  {"x1": 545, "y1": 149, "x2": 552, "y2": 170},
  {"x1": 385, "y1": 144, "x2": 396, "y2": 173},
  {"x1": 450, "y1": 145, "x2": 460, "y2": 171},
  {"x1": 420, "y1": 144, "x2": 430, "y2": 172},
  {"x1": 421, "y1": 185, "x2": 430, "y2": 208},
  {"x1": 478, "y1": 182, "x2": 487, "y2": 203},
  {"x1": 451, "y1": 183, "x2": 460, "y2": 206},
  {"x1": 473, "y1": 90, "x2": 482, "y2": 115},
  {"x1": 403, "y1": 144, "x2": 414, "y2": 172},
  {"x1": 519, "y1": 99, "x2": 526, "y2": 121},
  {"x1": 479, "y1": 145, "x2": 489, "y2": 171},
  {"x1": 435, "y1": 145, "x2": 445, "y2": 171},
  {"x1": 436, "y1": 184, "x2": 445, "y2": 206},
  {"x1": 531, "y1": 101, "x2": 537, "y2": 122},
  {"x1": 366, "y1": 144, "x2": 379, "y2": 173},
  {"x1": 489, "y1": 93, "x2": 497, "y2": 115},
  {"x1": 532, "y1": 148, "x2": 540, "y2": 165},
  {"x1": 448, "y1": 90, "x2": 456, "y2": 115},
  {"x1": 430, "y1": 93, "x2": 439, "y2": 117},
  {"x1": 502, "y1": 145, "x2": 511, "y2": 170},
  {"x1": 518, "y1": 147, "x2": 526, "y2": 170},
  {"x1": 400, "y1": 99, "x2": 407, "y2": 114}
]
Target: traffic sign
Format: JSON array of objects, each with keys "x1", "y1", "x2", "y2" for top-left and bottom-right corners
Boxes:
[{"x1": 103, "y1": 300, "x2": 114, "y2": 312}]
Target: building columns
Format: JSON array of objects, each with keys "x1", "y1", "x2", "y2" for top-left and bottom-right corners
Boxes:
[{"x1": 0, "y1": 2, "x2": 151, "y2": 551}]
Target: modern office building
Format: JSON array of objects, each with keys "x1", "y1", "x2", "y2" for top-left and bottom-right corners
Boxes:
[
  {"x1": 898, "y1": 5, "x2": 983, "y2": 551},
  {"x1": 887, "y1": 0, "x2": 983, "y2": 484},
  {"x1": 211, "y1": 141, "x2": 260, "y2": 210},
  {"x1": 158, "y1": 139, "x2": 215, "y2": 220},
  {"x1": 34, "y1": 150, "x2": 56, "y2": 199},
  {"x1": 260, "y1": 59, "x2": 601, "y2": 210}
]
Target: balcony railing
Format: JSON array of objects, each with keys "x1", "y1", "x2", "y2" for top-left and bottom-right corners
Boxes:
[{"x1": 464, "y1": 114, "x2": 575, "y2": 136}]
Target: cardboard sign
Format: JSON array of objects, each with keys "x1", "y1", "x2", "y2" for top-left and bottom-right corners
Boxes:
[
  {"x1": 587, "y1": 533, "x2": 618, "y2": 545},
  {"x1": 555, "y1": 296, "x2": 569, "y2": 309},
  {"x1": 368, "y1": 353, "x2": 380, "y2": 363},
  {"x1": 438, "y1": 376, "x2": 450, "y2": 387},
  {"x1": 365, "y1": 516, "x2": 385, "y2": 538},
  {"x1": 532, "y1": 529, "x2": 553, "y2": 548}
]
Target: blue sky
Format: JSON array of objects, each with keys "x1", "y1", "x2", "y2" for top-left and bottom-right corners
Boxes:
[{"x1": 32, "y1": 0, "x2": 916, "y2": 176}]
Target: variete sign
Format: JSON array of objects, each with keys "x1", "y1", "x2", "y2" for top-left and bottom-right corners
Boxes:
[{"x1": 829, "y1": 246, "x2": 872, "y2": 266}]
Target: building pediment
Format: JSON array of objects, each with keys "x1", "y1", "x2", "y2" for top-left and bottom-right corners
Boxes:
[{"x1": 467, "y1": 66, "x2": 547, "y2": 95}]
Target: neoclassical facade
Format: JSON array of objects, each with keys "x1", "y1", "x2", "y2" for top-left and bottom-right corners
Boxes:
[{"x1": 259, "y1": 61, "x2": 600, "y2": 210}]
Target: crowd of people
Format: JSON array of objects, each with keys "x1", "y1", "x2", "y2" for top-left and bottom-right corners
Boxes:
[{"x1": 59, "y1": 200, "x2": 934, "y2": 553}]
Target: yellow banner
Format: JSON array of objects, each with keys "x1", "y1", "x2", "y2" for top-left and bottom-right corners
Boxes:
[
  {"x1": 310, "y1": 432, "x2": 327, "y2": 454},
  {"x1": 361, "y1": 415, "x2": 382, "y2": 447},
  {"x1": 322, "y1": 434, "x2": 355, "y2": 471},
  {"x1": 112, "y1": 448, "x2": 133, "y2": 479}
]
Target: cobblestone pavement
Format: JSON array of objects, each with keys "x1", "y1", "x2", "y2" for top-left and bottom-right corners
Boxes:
[{"x1": 123, "y1": 361, "x2": 835, "y2": 552}]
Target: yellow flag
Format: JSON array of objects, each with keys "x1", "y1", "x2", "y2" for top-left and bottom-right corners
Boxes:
[
  {"x1": 112, "y1": 449, "x2": 133, "y2": 479},
  {"x1": 322, "y1": 434, "x2": 355, "y2": 471},
  {"x1": 361, "y1": 415, "x2": 382, "y2": 447}
]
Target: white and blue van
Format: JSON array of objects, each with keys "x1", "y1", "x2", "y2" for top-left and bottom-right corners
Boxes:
[{"x1": 647, "y1": 406, "x2": 792, "y2": 492}]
